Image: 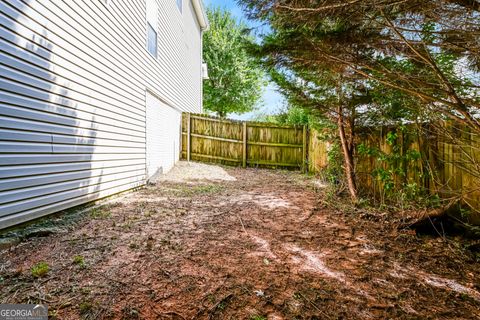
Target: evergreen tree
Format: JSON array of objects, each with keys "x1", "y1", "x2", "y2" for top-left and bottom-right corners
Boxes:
[{"x1": 239, "y1": 0, "x2": 480, "y2": 131}]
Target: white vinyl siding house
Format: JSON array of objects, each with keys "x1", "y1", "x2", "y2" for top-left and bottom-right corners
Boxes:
[{"x1": 0, "y1": 0, "x2": 208, "y2": 229}]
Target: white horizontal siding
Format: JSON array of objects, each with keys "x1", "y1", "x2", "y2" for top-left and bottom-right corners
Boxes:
[
  {"x1": 0, "y1": 164, "x2": 146, "y2": 191},
  {"x1": 0, "y1": 104, "x2": 146, "y2": 136},
  {"x1": 0, "y1": 0, "x2": 204, "y2": 228},
  {"x1": 146, "y1": 92, "x2": 181, "y2": 180}
]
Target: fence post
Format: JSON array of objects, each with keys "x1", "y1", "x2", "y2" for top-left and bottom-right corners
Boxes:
[
  {"x1": 302, "y1": 125, "x2": 307, "y2": 173},
  {"x1": 187, "y1": 113, "x2": 191, "y2": 162},
  {"x1": 242, "y1": 122, "x2": 247, "y2": 168}
]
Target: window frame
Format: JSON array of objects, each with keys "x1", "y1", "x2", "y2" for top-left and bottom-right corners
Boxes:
[
  {"x1": 100, "y1": 0, "x2": 112, "y2": 8},
  {"x1": 176, "y1": 0, "x2": 182, "y2": 13},
  {"x1": 146, "y1": 22, "x2": 158, "y2": 58}
]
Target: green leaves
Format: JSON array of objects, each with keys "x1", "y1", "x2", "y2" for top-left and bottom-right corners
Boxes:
[
  {"x1": 386, "y1": 131, "x2": 397, "y2": 146},
  {"x1": 203, "y1": 7, "x2": 266, "y2": 117},
  {"x1": 358, "y1": 129, "x2": 426, "y2": 203},
  {"x1": 238, "y1": 0, "x2": 480, "y2": 132}
]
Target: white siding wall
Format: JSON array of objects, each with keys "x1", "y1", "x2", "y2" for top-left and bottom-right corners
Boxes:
[
  {"x1": 0, "y1": 0, "x2": 204, "y2": 229},
  {"x1": 145, "y1": 91, "x2": 181, "y2": 180}
]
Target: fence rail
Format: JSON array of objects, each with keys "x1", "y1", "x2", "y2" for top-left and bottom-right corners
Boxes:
[{"x1": 181, "y1": 113, "x2": 307, "y2": 170}]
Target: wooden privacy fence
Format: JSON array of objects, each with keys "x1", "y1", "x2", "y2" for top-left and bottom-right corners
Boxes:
[
  {"x1": 354, "y1": 123, "x2": 480, "y2": 223},
  {"x1": 181, "y1": 113, "x2": 307, "y2": 170},
  {"x1": 180, "y1": 115, "x2": 480, "y2": 221}
]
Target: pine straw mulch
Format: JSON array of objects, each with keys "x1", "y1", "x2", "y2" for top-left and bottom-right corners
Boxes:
[{"x1": 1, "y1": 164, "x2": 480, "y2": 320}]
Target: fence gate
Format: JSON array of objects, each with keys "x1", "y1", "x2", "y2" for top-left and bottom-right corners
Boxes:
[{"x1": 181, "y1": 113, "x2": 307, "y2": 170}]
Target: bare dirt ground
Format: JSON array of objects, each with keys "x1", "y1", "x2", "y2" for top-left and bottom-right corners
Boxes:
[{"x1": 1, "y1": 162, "x2": 480, "y2": 319}]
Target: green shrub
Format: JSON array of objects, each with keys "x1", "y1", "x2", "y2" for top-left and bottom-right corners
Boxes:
[
  {"x1": 73, "y1": 255, "x2": 86, "y2": 269},
  {"x1": 31, "y1": 261, "x2": 49, "y2": 278}
]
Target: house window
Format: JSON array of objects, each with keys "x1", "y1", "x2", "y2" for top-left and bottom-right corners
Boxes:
[
  {"x1": 147, "y1": 23, "x2": 158, "y2": 58},
  {"x1": 176, "y1": 0, "x2": 182, "y2": 13},
  {"x1": 146, "y1": 0, "x2": 158, "y2": 58},
  {"x1": 100, "y1": 0, "x2": 112, "y2": 7}
]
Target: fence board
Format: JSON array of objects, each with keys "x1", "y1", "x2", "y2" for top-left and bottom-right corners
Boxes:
[
  {"x1": 181, "y1": 113, "x2": 305, "y2": 169},
  {"x1": 354, "y1": 123, "x2": 480, "y2": 223},
  {"x1": 307, "y1": 129, "x2": 329, "y2": 172}
]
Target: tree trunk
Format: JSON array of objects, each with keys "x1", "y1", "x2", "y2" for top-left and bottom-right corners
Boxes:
[{"x1": 337, "y1": 105, "x2": 358, "y2": 203}]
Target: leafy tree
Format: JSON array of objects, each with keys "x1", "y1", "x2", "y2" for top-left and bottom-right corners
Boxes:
[
  {"x1": 203, "y1": 7, "x2": 266, "y2": 118},
  {"x1": 275, "y1": 106, "x2": 310, "y2": 126},
  {"x1": 253, "y1": 105, "x2": 311, "y2": 126}
]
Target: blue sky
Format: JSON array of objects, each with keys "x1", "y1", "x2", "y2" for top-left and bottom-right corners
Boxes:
[{"x1": 203, "y1": 0, "x2": 286, "y2": 120}]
